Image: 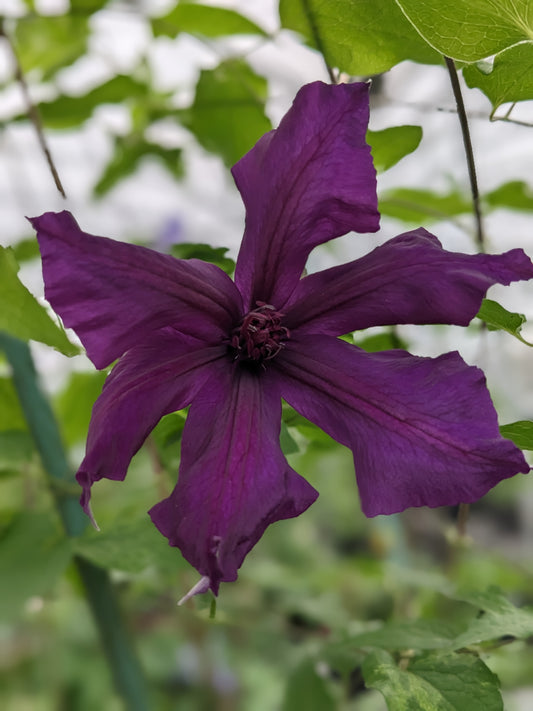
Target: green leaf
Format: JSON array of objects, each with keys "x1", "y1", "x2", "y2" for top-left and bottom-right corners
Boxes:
[
  {"x1": 463, "y1": 43, "x2": 533, "y2": 109},
  {"x1": 152, "y1": 3, "x2": 267, "y2": 38},
  {"x1": 453, "y1": 587, "x2": 533, "y2": 647},
  {"x1": 500, "y1": 420, "x2": 533, "y2": 450},
  {"x1": 94, "y1": 135, "x2": 183, "y2": 196},
  {"x1": 363, "y1": 649, "x2": 503, "y2": 711},
  {"x1": 181, "y1": 59, "x2": 272, "y2": 167},
  {"x1": 280, "y1": 421, "x2": 299, "y2": 455},
  {"x1": 279, "y1": 0, "x2": 440, "y2": 76},
  {"x1": 32, "y1": 75, "x2": 147, "y2": 130},
  {"x1": 0, "y1": 247, "x2": 78, "y2": 355},
  {"x1": 282, "y1": 659, "x2": 336, "y2": 711},
  {"x1": 55, "y1": 371, "x2": 107, "y2": 446},
  {"x1": 70, "y1": 0, "x2": 109, "y2": 12},
  {"x1": 11, "y1": 237, "x2": 40, "y2": 262},
  {"x1": 342, "y1": 619, "x2": 464, "y2": 652},
  {"x1": 170, "y1": 243, "x2": 235, "y2": 276},
  {"x1": 0, "y1": 430, "x2": 35, "y2": 472},
  {"x1": 151, "y1": 411, "x2": 187, "y2": 471},
  {"x1": 475, "y1": 298, "x2": 532, "y2": 345},
  {"x1": 485, "y1": 180, "x2": 533, "y2": 212},
  {"x1": 395, "y1": 0, "x2": 532, "y2": 62},
  {"x1": 354, "y1": 331, "x2": 408, "y2": 352},
  {"x1": 74, "y1": 514, "x2": 185, "y2": 574},
  {"x1": 0, "y1": 378, "x2": 26, "y2": 431},
  {"x1": 0, "y1": 511, "x2": 72, "y2": 621},
  {"x1": 14, "y1": 15, "x2": 89, "y2": 79},
  {"x1": 378, "y1": 187, "x2": 471, "y2": 223},
  {"x1": 367, "y1": 125, "x2": 422, "y2": 173}
]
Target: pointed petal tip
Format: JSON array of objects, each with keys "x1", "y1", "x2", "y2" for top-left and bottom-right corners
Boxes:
[
  {"x1": 177, "y1": 575, "x2": 212, "y2": 606},
  {"x1": 86, "y1": 502, "x2": 100, "y2": 532}
]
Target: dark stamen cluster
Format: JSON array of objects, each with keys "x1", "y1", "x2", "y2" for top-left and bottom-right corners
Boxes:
[{"x1": 230, "y1": 302, "x2": 290, "y2": 364}]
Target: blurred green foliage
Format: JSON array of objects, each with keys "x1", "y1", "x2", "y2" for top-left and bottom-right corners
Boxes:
[{"x1": 3, "y1": 1, "x2": 533, "y2": 710}]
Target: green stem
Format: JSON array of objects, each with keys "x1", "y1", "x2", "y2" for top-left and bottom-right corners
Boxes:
[{"x1": 0, "y1": 334, "x2": 151, "y2": 711}]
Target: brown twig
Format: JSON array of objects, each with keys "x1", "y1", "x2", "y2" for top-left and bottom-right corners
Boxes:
[{"x1": 0, "y1": 22, "x2": 67, "y2": 199}]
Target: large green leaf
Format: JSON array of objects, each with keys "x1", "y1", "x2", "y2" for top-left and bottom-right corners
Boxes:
[
  {"x1": 0, "y1": 511, "x2": 72, "y2": 621},
  {"x1": 395, "y1": 0, "x2": 533, "y2": 62},
  {"x1": 367, "y1": 125, "x2": 422, "y2": 173},
  {"x1": 463, "y1": 43, "x2": 533, "y2": 109},
  {"x1": 279, "y1": 0, "x2": 440, "y2": 76},
  {"x1": 378, "y1": 187, "x2": 471, "y2": 223},
  {"x1": 14, "y1": 15, "x2": 89, "y2": 79},
  {"x1": 453, "y1": 587, "x2": 533, "y2": 647},
  {"x1": 152, "y1": 2, "x2": 267, "y2": 38},
  {"x1": 0, "y1": 247, "x2": 78, "y2": 355},
  {"x1": 363, "y1": 649, "x2": 502, "y2": 711},
  {"x1": 181, "y1": 59, "x2": 272, "y2": 167}
]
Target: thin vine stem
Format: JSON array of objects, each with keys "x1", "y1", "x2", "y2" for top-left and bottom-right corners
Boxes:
[
  {"x1": 444, "y1": 56, "x2": 484, "y2": 250},
  {"x1": 0, "y1": 23, "x2": 67, "y2": 199},
  {"x1": 445, "y1": 56, "x2": 487, "y2": 535}
]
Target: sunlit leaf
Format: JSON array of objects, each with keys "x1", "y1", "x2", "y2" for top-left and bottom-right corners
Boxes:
[
  {"x1": 367, "y1": 125, "x2": 422, "y2": 173},
  {"x1": 395, "y1": 0, "x2": 532, "y2": 61},
  {"x1": 363, "y1": 649, "x2": 502, "y2": 711},
  {"x1": 463, "y1": 43, "x2": 533, "y2": 109},
  {"x1": 476, "y1": 298, "x2": 532, "y2": 345},
  {"x1": 181, "y1": 59, "x2": 271, "y2": 167},
  {"x1": 280, "y1": 0, "x2": 440, "y2": 75},
  {"x1": 14, "y1": 15, "x2": 89, "y2": 79},
  {"x1": 0, "y1": 247, "x2": 78, "y2": 355},
  {"x1": 152, "y1": 2, "x2": 267, "y2": 38}
]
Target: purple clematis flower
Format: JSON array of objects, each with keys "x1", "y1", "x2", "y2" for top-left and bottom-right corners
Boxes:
[{"x1": 31, "y1": 82, "x2": 532, "y2": 601}]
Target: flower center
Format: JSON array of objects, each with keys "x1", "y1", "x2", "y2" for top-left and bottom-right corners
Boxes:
[{"x1": 230, "y1": 302, "x2": 290, "y2": 364}]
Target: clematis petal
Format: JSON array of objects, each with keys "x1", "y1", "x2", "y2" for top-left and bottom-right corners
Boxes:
[
  {"x1": 76, "y1": 329, "x2": 226, "y2": 516},
  {"x1": 274, "y1": 335, "x2": 529, "y2": 517},
  {"x1": 149, "y1": 362, "x2": 318, "y2": 596},
  {"x1": 284, "y1": 229, "x2": 533, "y2": 336},
  {"x1": 233, "y1": 81, "x2": 379, "y2": 310},
  {"x1": 30, "y1": 211, "x2": 242, "y2": 368}
]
